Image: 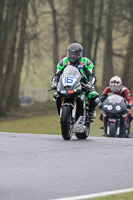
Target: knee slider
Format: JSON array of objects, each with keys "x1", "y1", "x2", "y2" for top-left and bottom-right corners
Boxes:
[
  {"x1": 94, "y1": 97, "x2": 100, "y2": 104},
  {"x1": 93, "y1": 97, "x2": 99, "y2": 106},
  {"x1": 90, "y1": 94, "x2": 99, "y2": 101},
  {"x1": 89, "y1": 96, "x2": 99, "y2": 107}
]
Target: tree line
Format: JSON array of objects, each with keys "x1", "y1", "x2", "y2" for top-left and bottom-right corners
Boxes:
[
  {"x1": 49, "y1": 0, "x2": 133, "y2": 90},
  {"x1": 0, "y1": 0, "x2": 29, "y2": 115},
  {"x1": 0, "y1": 0, "x2": 133, "y2": 115}
]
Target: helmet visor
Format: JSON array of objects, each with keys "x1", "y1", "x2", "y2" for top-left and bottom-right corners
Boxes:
[
  {"x1": 110, "y1": 84, "x2": 121, "y2": 92},
  {"x1": 67, "y1": 51, "x2": 81, "y2": 62}
]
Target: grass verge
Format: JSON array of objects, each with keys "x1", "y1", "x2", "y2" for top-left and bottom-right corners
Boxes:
[
  {"x1": 0, "y1": 101, "x2": 132, "y2": 138},
  {"x1": 0, "y1": 111, "x2": 103, "y2": 136},
  {"x1": 92, "y1": 191, "x2": 133, "y2": 200}
]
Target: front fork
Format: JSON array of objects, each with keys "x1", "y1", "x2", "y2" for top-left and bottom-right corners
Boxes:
[
  {"x1": 116, "y1": 119, "x2": 120, "y2": 136},
  {"x1": 72, "y1": 97, "x2": 77, "y2": 120},
  {"x1": 83, "y1": 99, "x2": 86, "y2": 116},
  {"x1": 106, "y1": 118, "x2": 121, "y2": 136},
  {"x1": 60, "y1": 97, "x2": 77, "y2": 123}
]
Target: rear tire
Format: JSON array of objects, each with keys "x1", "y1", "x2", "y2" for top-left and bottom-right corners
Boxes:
[
  {"x1": 61, "y1": 106, "x2": 73, "y2": 140},
  {"x1": 75, "y1": 123, "x2": 90, "y2": 139}
]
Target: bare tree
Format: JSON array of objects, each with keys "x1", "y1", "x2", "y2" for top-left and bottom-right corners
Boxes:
[
  {"x1": 9, "y1": 0, "x2": 29, "y2": 109},
  {"x1": 0, "y1": 0, "x2": 30, "y2": 114},
  {"x1": 68, "y1": 0, "x2": 76, "y2": 43},
  {"x1": 102, "y1": 0, "x2": 114, "y2": 88},
  {"x1": 48, "y1": 0, "x2": 59, "y2": 73},
  {"x1": 80, "y1": 0, "x2": 95, "y2": 59},
  {"x1": 93, "y1": 0, "x2": 104, "y2": 65},
  {"x1": 122, "y1": 0, "x2": 133, "y2": 93},
  {"x1": 0, "y1": 0, "x2": 21, "y2": 110}
]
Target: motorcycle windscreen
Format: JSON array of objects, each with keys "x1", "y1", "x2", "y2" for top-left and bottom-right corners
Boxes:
[
  {"x1": 105, "y1": 94, "x2": 124, "y2": 104},
  {"x1": 62, "y1": 65, "x2": 81, "y2": 87}
]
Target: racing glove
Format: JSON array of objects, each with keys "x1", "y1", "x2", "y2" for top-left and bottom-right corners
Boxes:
[
  {"x1": 99, "y1": 101, "x2": 103, "y2": 109},
  {"x1": 86, "y1": 82, "x2": 92, "y2": 89},
  {"x1": 51, "y1": 76, "x2": 58, "y2": 90},
  {"x1": 51, "y1": 82, "x2": 57, "y2": 90},
  {"x1": 127, "y1": 104, "x2": 132, "y2": 110}
]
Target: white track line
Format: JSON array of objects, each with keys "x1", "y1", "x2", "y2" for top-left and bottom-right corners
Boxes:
[{"x1": 54, "y1": 188, "x2": 133, "y2": 200}]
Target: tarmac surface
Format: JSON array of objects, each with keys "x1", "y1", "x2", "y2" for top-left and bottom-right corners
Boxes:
[{"x1": 0, "y1": 132, "x2": 133, "y2": 200}]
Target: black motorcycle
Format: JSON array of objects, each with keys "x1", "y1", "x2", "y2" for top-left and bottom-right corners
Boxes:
[
  {"x1": 49, "y1": 65, "x2": 93, "y2": 140},
  {"x1": 100, "y1": 94, "x2": 131, "y2": 138}
]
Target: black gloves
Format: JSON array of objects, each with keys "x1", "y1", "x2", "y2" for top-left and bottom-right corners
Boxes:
[
  {"x1": 99, "y1": 101, "x2": 103, "y2": 109},
  {"x1": 86, "y1": 82, "x2": 92, "y2": 89},
  {"x1": 127, "y1": 104, "x2": 132, "y2": 110},
  {"x1": 51, "y1": 75, "x2": 58, "y2": 90},
  {"x1": 51, "y1": 83, "x2": 57, "y2": 90}
]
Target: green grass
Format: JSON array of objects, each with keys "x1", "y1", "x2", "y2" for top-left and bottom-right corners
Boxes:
[
  {"x1": 0, "y1": 103, "x2": 132, "y2": 138},
  {"x1": 92, "y1": 191, "x2": 133, "y2": 200},
  {"x1": 0, "y1": 114, "x2": 59, "y2": 134},
  {"x1": 0, "y1": 100, "x2": 132, "y2": 138},
  {"x1": 0, "y1": 110, "x2": 103, "y2": 136},
  {"x1": 0, "y1": 101, "x2": 103, "y2": 135}
]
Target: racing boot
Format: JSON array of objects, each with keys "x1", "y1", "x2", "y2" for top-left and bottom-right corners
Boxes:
[
  {"x1": 128, "y1": 132, "x2": 132, "y2": 138},
  {"x1": 99, "y1": 113, "x2": 102, "y2": 121},
  {"x1": 128, "y1": 122, "x2": 132, "y2": 138},
  {"x1": 89, "y1": 109, "x2": 96, "y2": 119},
  {"x1": 88, "y1": 96, "x2": 99, "y2": 119},
  {"x1": 102, "y1": 132, "x2": 106, "y2": 136},
  {"x1": 127, "y1": 116, "x2": 132, "y2": 138}
]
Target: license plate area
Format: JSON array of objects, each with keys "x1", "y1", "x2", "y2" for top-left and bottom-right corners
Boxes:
[{"x1": 109, "y1": 118, "x2": 117, "y2": 122}]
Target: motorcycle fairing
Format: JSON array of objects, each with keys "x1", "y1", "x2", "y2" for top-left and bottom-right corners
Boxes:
[
  {"x1": 57, "y1": 65, "x2": 83, "y2": 96},
  {"x1": 102, "y1": 94, "x2": 127, "y2": 114}
]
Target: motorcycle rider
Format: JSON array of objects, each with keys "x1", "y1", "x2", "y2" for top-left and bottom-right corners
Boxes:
[
  {"x1": 99, "y1": 76, "x2": 133, "y2": 137},
  {"x1": 51, "y1": 43, "x2": 99, "y2": 119}
]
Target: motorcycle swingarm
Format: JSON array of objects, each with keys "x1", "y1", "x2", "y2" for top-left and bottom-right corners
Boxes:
[{"x1": 73, "y1": 116, "x2": 86, "y2": 133}]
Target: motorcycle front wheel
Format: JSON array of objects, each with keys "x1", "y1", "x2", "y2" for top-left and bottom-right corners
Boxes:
[
  {"x1": 61, "y1": 106, "x2": 73, "y2": 140},
  {"x1": 107, "y1": 122, "x2": 116, "y2": 137}
]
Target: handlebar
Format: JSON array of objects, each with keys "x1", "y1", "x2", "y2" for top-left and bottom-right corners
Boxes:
[
  {"x1": 81, "y1": 83, "x2": 91, "y2": 90},
  {"x1": 48, "y1": 87, "x2": 57, "y2": 92},
  {"x1": 48, "y1": 88, "x2": 53, "y2": 92},
  {"x1": 48, "y1": 82, "x2": 92, "y2": 92}
]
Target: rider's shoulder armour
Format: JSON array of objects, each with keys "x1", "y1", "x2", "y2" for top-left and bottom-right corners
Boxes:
[
  {"x1": 81, "y1": 57, "x2": 92, "y2": 66},
  {"x1": 121, "y1": 86, "x2": 127, "y2": 97},
  {"x1": 121, "y1": 86, "x2": 127, "y2": 92},
  {"x1": 59, "y1": 59, "x2": 63, "y2": 66},
  {"x1": 86, "y1": 59, "x2": 92, "y2": 66}
]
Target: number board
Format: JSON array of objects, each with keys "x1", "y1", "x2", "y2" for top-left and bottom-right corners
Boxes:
[{"x1": 63, "y1": 76, "x2": 76, "y2": 86}]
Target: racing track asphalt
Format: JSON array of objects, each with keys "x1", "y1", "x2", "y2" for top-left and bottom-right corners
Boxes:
[{"x1": 0, "y1": 132, "x2": 133, "y2": 200}]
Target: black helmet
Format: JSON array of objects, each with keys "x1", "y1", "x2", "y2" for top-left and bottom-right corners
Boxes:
[{"x1": 67, "y1": 43, "x2": 83, "y2": 64}]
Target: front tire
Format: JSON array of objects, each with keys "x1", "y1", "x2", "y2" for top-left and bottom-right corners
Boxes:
[
  {"x1": 61, "y1": 106, "x2": 73, "y2": 140},
  {"x1": 107, "y1": 122, "x2": 116, "y2": 137}
]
